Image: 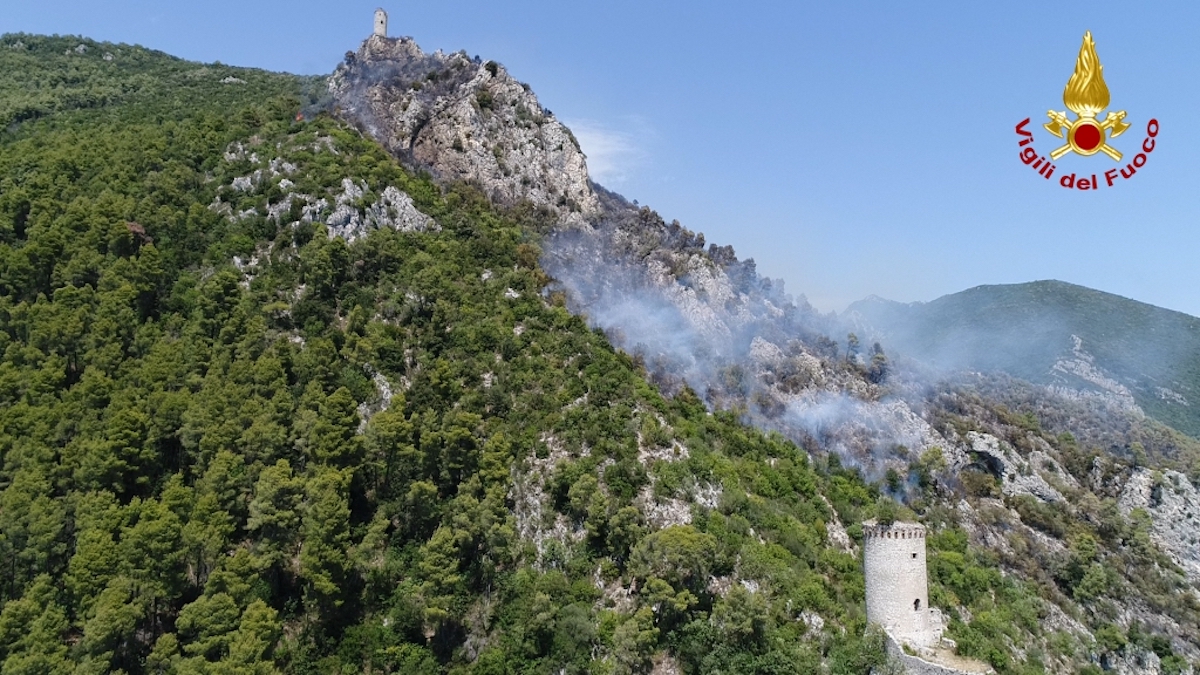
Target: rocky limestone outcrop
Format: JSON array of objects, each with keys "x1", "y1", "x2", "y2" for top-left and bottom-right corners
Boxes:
[
  {"x1": 884, "y1": 633, "x2": 995, "y2": 675},
  {"x1": 1100, "y1": 645, "x2": 1165, "y2": 675},
  {"x1": 1119, "y1": 467, "x2": 1200, "y2": 584},
  {"x1": 324, "y1": 179, "x2": 434, "y2": 242},
  {"x1": 328, "y1": 35, "x2": 599, "y2": 223},
  {"x1": 508, "y1": 433, "x2": 588, "y2": 570},
  {"x1": 212, "y1": 138, "x2": 436, "y2": 243},
  {"x1": 964, "y1": 431, "x2": 1066, "y2": 504},
  {"x1": 1048, "y1": 335, "x2": 1143, "y2": 415}
]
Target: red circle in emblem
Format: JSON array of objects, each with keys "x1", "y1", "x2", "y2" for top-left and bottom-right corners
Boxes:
[{"x1": 1074, "y1": 122, "x2": 1102, "y2": 151}]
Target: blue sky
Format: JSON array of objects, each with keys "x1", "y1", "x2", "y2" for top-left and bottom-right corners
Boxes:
[{"x1": 5, "y1": 1, "x2": 1200, "y2": 315}]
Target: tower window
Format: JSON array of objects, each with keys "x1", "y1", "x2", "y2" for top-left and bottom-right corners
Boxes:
[
  {"x1": 914, "y1": 599, "x2": 921, "y2": 611},
  {"x1": 912, "y1": 553, "x2": 917, "y2": 559}
]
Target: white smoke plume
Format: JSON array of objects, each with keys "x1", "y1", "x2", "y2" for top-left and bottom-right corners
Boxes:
[{"x1": 541, "y1": 211, "x2": 951, "y2": 479}]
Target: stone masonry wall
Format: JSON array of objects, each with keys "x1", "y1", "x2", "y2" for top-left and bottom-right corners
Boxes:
[{"x1": 864, "y1": 521, "x2": 933, "y2": 647}]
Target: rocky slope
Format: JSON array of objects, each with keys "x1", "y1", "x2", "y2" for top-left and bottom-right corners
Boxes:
[
  {"x1": 321, "y1": 30, "x2": 1200, "y2": 673},
  {"x1": 329, "y1": 34, "x2": 598, "y2": 223},
  {"x1": 327, "y1": 32, "x2": 955, "y2": 481},
  {"x1": 1119, "y1": 467, "x2": 1200, "y2": 583}
]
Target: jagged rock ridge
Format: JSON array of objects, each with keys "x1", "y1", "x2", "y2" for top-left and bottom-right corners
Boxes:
[{"x1": 328, "y1": 35, "x2": 598, "y2": 223}]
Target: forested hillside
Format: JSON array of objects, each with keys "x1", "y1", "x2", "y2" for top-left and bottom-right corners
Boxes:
[
  {"x1": 0, "y1": 33, "x2": 898, "y2": 674},
  {"x1": 0, "y1": 33, "x2": 1196, "y2": 675}
]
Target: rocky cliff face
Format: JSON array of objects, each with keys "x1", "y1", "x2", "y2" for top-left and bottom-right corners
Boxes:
[
  {"x1": 328, "y1": 35, "x2": 598, "y2": 223},
  {"x1": 1120, "y1": 467, "x2": 1200, "y2": 585}
]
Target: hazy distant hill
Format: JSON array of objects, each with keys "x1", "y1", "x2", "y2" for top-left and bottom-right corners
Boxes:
[{"x1": 847, "y1": 280, "x2": 1200, "y2": 437}]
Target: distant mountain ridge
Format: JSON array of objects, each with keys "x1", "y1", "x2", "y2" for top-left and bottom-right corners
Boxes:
[{"x1": 847, "y1": 280, "x2": 1200, "y2": 437}]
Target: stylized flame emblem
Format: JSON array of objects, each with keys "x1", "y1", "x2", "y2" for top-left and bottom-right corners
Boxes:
[{"x1": 1043, "y1": 31, "x2": 1130, "y2": 161}]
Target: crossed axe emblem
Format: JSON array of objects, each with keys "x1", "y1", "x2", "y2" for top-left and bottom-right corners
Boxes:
[{"x1": 1043, "y1": 109, "x2": 1130, "y2": 161}]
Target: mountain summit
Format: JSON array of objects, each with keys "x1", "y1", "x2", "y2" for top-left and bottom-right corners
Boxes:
[{"x1": 329, "y1": 34, "x2": 599, "y2": 222}]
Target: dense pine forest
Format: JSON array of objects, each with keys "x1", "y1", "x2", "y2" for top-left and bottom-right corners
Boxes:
[
  {"x1": 0, "y1": 33, "x2": 1196, "y2": 675},
  {"x1": 0, "y1": 33, "x2": 885, "y2": 674}
]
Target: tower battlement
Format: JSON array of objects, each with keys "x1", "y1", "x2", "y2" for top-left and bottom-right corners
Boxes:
[
  {"x1": 863, "y1": 522, "x2": 927, "y2": 539},
  {"x1": 862, "y1": 520, "x2": 938, "y2": 649}
]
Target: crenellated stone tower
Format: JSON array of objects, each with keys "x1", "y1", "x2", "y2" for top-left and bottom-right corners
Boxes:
[
  {"x1": 863, "y1": 520, "x2": 937, "y2": 648},
  {"x1": 374, "y1": 8, "x2": 388, "y2": 37}
]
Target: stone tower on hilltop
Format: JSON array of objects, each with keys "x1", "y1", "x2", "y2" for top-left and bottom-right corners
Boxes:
[
  {"x1": 863, "y1": 520, "x2": 936, "y2": 648},
  {"x1": 374, "y1": 8, "x2": 388, "y2": 37}
]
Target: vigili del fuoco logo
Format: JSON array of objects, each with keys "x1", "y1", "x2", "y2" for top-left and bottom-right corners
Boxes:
[{"x1": 1015, "y1": 31, "x2": 1158, "y2": 190}]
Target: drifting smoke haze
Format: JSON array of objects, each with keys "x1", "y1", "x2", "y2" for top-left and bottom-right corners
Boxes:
[
  {"x1": 845, "y1": 280, "x2": 1200, "y2": 439},
  {"x1": 321, "y1": 30, "x2": 1200, "y2": 484},
  {"x1": 324, "y1": 34, "x2": 975, "y2": 478},
  {"x1": 545, "y1": 212, "x2": 1200, "y2": 449},
  {"x1": 543, "y1": 216, "x2": 793, "y2": 390},
  {"x1": 541, "y1": 210, "x2": 952, "y2": 479},
  {"x1": 544, "y1": 228, "x2": 747, "y2": 393},
  {"x1": 540, "y1": 201, "x2": 1200, "y2": 482}
]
